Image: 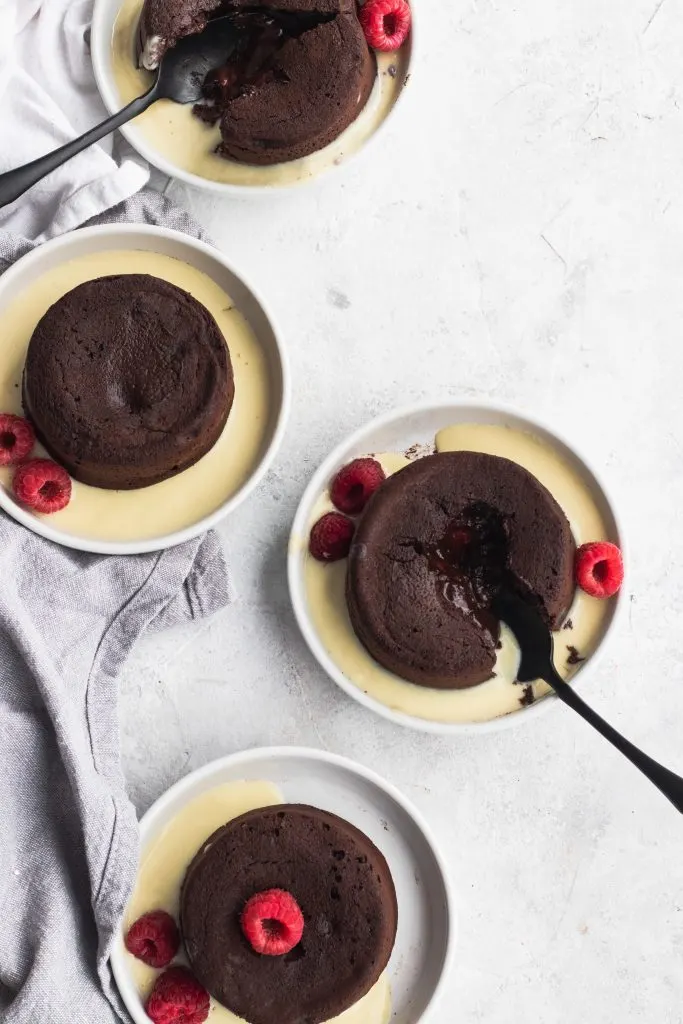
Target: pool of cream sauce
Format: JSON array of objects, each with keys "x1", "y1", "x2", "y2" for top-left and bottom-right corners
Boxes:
[
  {"x1": 0, "y1": 250, "x2": 271, "y2": 542},
  {"x1": 125, "y1": 780, "x2": 391, "y2": 1024},
  {"x1": 110, "y1": 0, "x2": 409, "y2": 188},
  {"x1": 302, "y1": 423, "x2": 615, "y2": 724}
]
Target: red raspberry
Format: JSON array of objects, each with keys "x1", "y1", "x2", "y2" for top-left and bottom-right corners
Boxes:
[
  {"x1": 359, "y1": 0, "x2": 411, "y2": 51},
  {"x1": 330, "y1": 457, "x2": 386, "y2": 515},
  {"x1": 0, "y1": 414, "x2": 35, "y2": 466},
  {"x1": 12, "y1": 459, "x2": 72, "y2": 514},
  {"x1": 145, "y1": 966, "x2": 210, "y2": 1024},
  {"x1": 241, "y1": 888, "x2": 304, "y2": 956},
  {"x1": 124, "y1": 910, "x2": 180, "y2": 968},
  {"x1": 309, "y1": 511, "x2": 355, "y2": 562},
  {"x1": 575, "y1": 541, "x2": 624, "y2": 599}
]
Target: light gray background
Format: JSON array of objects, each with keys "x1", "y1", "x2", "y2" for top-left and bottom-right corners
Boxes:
[{"x1": 119, "y1": 0, "x2": 683, "y2": 1020}]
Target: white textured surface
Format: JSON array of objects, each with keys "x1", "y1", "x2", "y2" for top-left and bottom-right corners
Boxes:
[{"x1": 120, "y1": 2, "x2": 683, "y2": 1021}]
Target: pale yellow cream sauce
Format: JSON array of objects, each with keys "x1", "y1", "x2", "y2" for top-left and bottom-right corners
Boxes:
[
  {"x1": 125, "y1": 780, "x2": 391, "y2": 1024},
  {"x1": 0, "y1": 250, "x2": 271, "y2": 541},
  {"x1": 301, "y1": 424, "x2": 614, "y2": 724},
  {"x1": 111, "y1": 0, "x2": 409, "y2": 187}
]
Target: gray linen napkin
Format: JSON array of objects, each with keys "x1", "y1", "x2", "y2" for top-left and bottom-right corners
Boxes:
[{"x1": 0, "y1": 191, "x2": 232, "y2": 1024}]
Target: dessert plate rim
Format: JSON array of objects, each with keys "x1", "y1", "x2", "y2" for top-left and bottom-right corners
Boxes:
[
  {"x1": 0, "y1": 222, "x2": 290, "y2": 554},
  {"x1": 287, "y1": 399, "x2": 627, "y2": 735},
  {"x1": 110, "y1": 744, "x2": 456, "y2": 1024},
  {"x1": 90, "y1": 0, "x2": 416, "y2": 196}
]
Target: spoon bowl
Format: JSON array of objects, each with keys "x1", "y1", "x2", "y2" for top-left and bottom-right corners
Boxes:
[
  {"x1": 153, "y1": 15, "x2": 245, "y2": 104},
  {"x1": 0, "y1": 11, "x2": 267, "y2": 207}
]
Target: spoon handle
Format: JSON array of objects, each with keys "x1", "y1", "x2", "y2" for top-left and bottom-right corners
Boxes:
[
  {"x1": 546, "y1": 667, "x2": 683, "y2": 813},
  {"x1": 0, "y1": 88, "x2": 157, "y2": 211}
]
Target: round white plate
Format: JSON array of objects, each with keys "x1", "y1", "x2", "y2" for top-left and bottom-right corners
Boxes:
[
  {"x1": 91, "y1": 0, "x2": 415, "y2": 195},
  {"x1": 288, "y1": 400, "x2": 626, "y2": 735},
  {"x1": 111, "y1": 746, "x2": 455, "y2": 1024},
  {"x1": 0, "y1": 224, "x2": 289, "y2": 554}
]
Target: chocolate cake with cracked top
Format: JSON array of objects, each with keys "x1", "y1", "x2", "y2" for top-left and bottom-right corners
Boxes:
[
  {"x1": 23, "y1": 274, "x2": 233, "y2": 490},
  {"x1": 180, "y1": 803, "x2": 397, "y2": 1024},
  {"x1": 138, "y1": 0, "x2": 375, "y2": 165},
  {"x1": 346, "y1": 451, "x2": 575, "y2": 690}
]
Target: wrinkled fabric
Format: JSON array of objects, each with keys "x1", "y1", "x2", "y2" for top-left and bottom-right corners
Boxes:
[
  {"x1": 0, "y1": 181, "x2": 229, "y2": 1024},
  {"x1": 0, "y1": 0, "x2": 149, "y2": 240}
]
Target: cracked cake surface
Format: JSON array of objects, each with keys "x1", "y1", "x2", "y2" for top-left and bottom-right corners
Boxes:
[
  {"x1": 180, "y1": 803, "x2": 397, "y2": 1024},
  {"x1": 346, "y1": 450, "x2": 576, "y2": 690},
  {"x1": 22, "y1": 274, "x2": 233, "y2": 490},
  {"x1": 138, "y1": 0, "x2": 375, "y2": 165}
]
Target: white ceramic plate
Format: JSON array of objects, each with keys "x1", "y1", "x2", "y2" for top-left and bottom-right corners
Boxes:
[
  {"x1": 0, "y1": 224, "x2": 289, "y2": 554},
  {"x1": 110, "y1": 746, "x2": 455, "y2": 1024},
  {"x1": 91, "y1": 0, "x2": 415, "y2": 195},
  {"x1": 288, "y1": 400, "x2": 626, "y2": 735}
]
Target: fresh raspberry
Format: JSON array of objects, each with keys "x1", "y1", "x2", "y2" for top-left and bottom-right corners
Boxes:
[
  {"x1": 12, "y1": 459, "x2": 72, "y2": 514},
  {"x1": 145, "y1": 967, "x2": 210, "y2": 1024},
  {"x1": 0, "y1": 414, "x2": 35, "y2": 466},
  {"x1": 124, "y1": 910, "x2": 180, "y2": 968},
  {"x1": 575, "y1": 541, "x2": 624, "y2": 599},
  {"x1": 330, "y1": 457, "x2": 386, "y2": 515},
  {"x1": 309, "y1": 512, "x2": 355, "y2": 562},
  {"x1": 359, "y1": 0, "x2": 411, "y2": 51},
  {"x1": 241, "y1": 888, "x2": 304, "y2": 956}
]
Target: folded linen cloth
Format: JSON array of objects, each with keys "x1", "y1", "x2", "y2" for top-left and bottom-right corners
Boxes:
[
  {"x1": 0, "y1": 192, "x2": 232, "y2": 1024},
  {"x1": 0, "y1": 6, "x2": 233, "y2": 1019},
  {"x1": 0, "y1": 145, "x2": 231, "y2": 1024},
  {"x1": 0, "y1": 0, "x2": 149, "y2": 240}
]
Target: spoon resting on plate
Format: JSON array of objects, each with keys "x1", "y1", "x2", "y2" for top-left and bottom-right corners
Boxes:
[
  {"x1": 492, "y1": 585, "x2": 683, "y2": 813},
  {"x1": 0, "y1": 10, "x2": 319, "y2": 210}
]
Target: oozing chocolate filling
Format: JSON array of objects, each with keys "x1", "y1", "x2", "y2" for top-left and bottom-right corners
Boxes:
[
  {"x1": 418, "y1": 501, "x2": 551, "y2": 640},
  {"x1": 139, "y1": 0, "x2": 376, "y2": 165},
  {"x1": 417, "y1": 501, "x2": 508, "y2": 637},
  {"x1": 346, "y1": 451, "x2": 575, "y2": 690},
  {"x1": 193, "y1": 8, "x2": 335, "y2": 122}
]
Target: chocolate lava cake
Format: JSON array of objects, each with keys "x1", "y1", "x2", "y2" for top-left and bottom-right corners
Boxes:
[
  {"x1": 23, "y1": 275, "x2": 233, "y2": 490},
  {"x1": 138, "y1": 0, "x2": 376, "y2": 165},
  {"x1": 180, "y1": 804, "x2": 397, "y2": 1024},
  {"x1": 346, "y1": 451, "x2": 575, "y2": 690}
]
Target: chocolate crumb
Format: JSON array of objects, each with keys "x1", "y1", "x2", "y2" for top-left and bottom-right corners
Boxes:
[
  {"x1": 387, "y1": 64, "x2": 397, "y2": 77},
  {"x1": 495, "y1": 640, "x2": 503, "y2": 650},
  {"x1": 519, "y1": 685, "x2": 535, "y2": 707},
  {"x1": 404, "y1": 73, "x2": 411, "y2": 86},
  {"x1": 566, "y1": 645, "x2": 585, "y2": 665},
  {"x1": 404, "y1": 441, "x2": 436, "y2": 461},
  {"x1": 563, "y1": 618, "x2": 573, "y2": 630}
]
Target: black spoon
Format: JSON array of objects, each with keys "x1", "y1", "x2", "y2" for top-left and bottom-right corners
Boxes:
[
  {"x1": 492, "y1": 585, "x2": 683, "y2": 813},
  {"x1": 0, "y1": 15, "x2": 246, "y2": 211}
]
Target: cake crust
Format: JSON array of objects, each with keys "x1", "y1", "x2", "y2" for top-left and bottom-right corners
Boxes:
[
  {"x1": 346, "y1": 451, "x2": 576, "y2": 689},
  {"x1": 180, "y1": 803, "x2": 398, "y2": 1024}
]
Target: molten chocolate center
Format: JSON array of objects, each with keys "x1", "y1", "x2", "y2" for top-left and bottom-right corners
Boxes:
[
  {"x1": 417, "y1": 502, "x2": 509, "y2": 635},
  {"x1": 194, "y1": 8, "x2": 334, "y2": 119}
]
